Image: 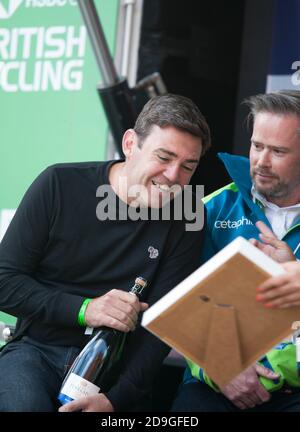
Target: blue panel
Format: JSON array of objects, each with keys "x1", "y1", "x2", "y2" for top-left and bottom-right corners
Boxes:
[{"x1": 269, "y1": 0, "x2": 300, "y2": 74}]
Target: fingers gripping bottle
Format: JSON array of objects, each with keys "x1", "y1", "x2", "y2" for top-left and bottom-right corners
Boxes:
[{"x1": 58, "y1": 276, "x2": 147, "y2": 405}]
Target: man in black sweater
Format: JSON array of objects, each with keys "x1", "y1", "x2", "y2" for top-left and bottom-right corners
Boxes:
[{"x1": 0, "y1": 94, "x2": 210, "y2": 412}]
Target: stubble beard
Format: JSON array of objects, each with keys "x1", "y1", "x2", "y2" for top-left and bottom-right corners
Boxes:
[{"x1": 252, "y1": 174, "x2": 289, "y2": 200}]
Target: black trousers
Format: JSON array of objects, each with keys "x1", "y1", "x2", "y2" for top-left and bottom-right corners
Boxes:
[{"x1": 171, "y1": 381, "x2": 300, "y2": 412}]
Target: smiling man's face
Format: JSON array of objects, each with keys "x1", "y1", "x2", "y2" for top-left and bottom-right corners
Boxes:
[{"x1": 122, "y1": 125, "x2": 202, "y2": 208}]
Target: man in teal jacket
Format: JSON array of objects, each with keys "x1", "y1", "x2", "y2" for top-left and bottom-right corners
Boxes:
[{"x1": 172, "y1": 89, "x2": 300, "y2": 412}]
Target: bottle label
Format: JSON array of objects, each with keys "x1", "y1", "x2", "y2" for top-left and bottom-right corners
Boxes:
[{"x1": 60, "y1": 373, "x2": 100, "y2": 400}]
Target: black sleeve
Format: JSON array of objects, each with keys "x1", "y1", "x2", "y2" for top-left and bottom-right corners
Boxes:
[
  {"x1": 105, "y1": 221, "x2": 205, "y2": 411},
  {"x1": 0, "y1": 168, "x2": 84, "y2": 327}
]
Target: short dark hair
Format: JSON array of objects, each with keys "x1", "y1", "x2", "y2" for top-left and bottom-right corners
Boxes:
[
  {"x1": 133, "y1": 94, "x2": 211, "y2": 155},
  {"x1": 245, "y1": 90, "x2": 300, "y2": 123}
]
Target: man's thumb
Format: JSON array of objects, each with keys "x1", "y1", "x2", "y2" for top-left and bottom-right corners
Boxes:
[
  {"x1": 140, "y1": 302, "x2": 149, "y2": 312},
  {"x1": 255, "y1": 363, "x2": 280, "y2": 380}
]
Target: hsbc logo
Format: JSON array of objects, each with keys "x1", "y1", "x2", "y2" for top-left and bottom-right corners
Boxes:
[
  {"x1": 0, "y1": 0, "x2": 23, "y2": 19},
  {"x1": 0, "y1": 0, "x2": 76, "y2": 19}
]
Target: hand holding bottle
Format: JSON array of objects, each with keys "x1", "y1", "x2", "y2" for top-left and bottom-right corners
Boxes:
[
  {"x1": 85, "y1": 288, "x2": 149, "y2": 332},
  {"x1": 58, "y1": 277, "x2": 149, "y2": 407},
  {"x1": 59, "y1": 393, "x2": 114, "y2": 412}
]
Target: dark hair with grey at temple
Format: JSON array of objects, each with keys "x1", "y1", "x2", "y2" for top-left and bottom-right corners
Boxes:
[
  {"x1": 133, "y1": 93, "x2": 211, "y2": 155},
  {"x1": 245, "y1": 90, "x2": 300, "y2": 126}
]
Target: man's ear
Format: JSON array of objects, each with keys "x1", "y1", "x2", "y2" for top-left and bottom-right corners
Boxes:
[{"x1": 122, "y1": 129, "x2": 137, "y2": 158}]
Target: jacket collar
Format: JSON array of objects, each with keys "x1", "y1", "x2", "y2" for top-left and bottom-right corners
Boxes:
[
  {"x1": 218, "y1": 152, "x2": 251, "y2": 191},
  {"x1": 217, "y1": 152, "x2": 271, "y2": 227}
]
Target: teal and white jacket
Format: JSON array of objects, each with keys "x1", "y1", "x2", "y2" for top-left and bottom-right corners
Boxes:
[{"x1": 185, "y1": 152, "x2": 300, "y2": 392}]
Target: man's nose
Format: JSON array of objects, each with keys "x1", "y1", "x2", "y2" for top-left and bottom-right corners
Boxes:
[
  {"x1": 257, "y1": 149, "x2": 271, "y2": 167},
  {"x1": 164, "y1": 163, "x2": 180, "y2": 183}
]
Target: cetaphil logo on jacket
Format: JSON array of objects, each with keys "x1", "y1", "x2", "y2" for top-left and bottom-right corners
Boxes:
[
  {"x1": 0, "y1": 0, "x2": 23, "y2": 19},
  {"x1": 214, "y1": 216, "x2": 253, "y2": 229}
]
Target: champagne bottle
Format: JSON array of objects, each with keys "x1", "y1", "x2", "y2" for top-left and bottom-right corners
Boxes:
[{"x1": 58, "y1": 276, "x2": 147, "y2": 405}]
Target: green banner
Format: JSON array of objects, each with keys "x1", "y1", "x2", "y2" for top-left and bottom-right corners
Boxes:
[{"x1": 0, "y1": 0, "x2": 119, "y2": 211}]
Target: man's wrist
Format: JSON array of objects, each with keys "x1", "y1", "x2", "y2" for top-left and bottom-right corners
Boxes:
[{"x1": 78, "y1": 298, "x2": 92, "y2": 326}]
